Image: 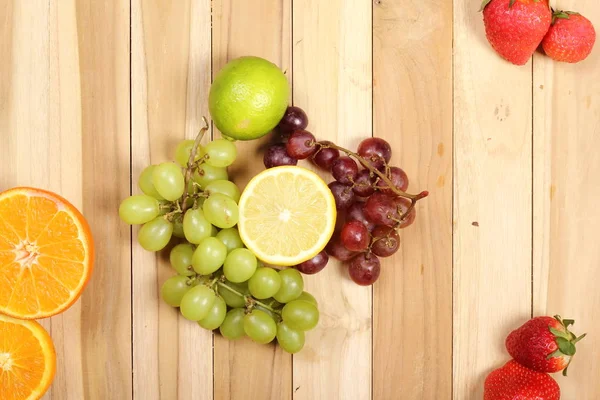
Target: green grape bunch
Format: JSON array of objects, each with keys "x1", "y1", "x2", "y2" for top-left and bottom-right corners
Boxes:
[{"x1": 118, "y1": 119, "x2": 321, "y2": 354}]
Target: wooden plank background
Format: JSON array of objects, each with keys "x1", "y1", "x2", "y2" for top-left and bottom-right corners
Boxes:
[{"x1": 1, "y1": 0, "x2": 598, "y2": 398}]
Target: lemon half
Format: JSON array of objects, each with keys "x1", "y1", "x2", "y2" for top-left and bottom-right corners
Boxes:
[{"x1": 238, "y1": 166, "x2": 336, "y2": 266}]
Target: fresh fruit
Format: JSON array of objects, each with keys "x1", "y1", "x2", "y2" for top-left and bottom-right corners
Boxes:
[
  {"x1": 153, "y1": 162, "x2": 186, "y2": 201},
  {"x1": 276, "y1": 322, "x2": 305, "y2": 354},
  {"x1": 160, "y1": 275, "x2": 192, "y2": 307},
  {"x1": 203, "y1": 193, "x2": 239, "y2": 229},
  {"x1": 204, "y1": 180, "x2": 241, "y2": 202},
  {"x1": 0, "y1": 187, "x2": 94, "y2": 319},
  {"x1": 179, "y1": 284, "x2": 216, "y2": 321},
  {"x1": 223, "y1": 248, "x2": 257, "y2": 283},
  {"x1": 346, "y1": 201, "x2": 376, "y2": 232},
  {"x1": 138, "y1": 165, "x2": 166, "y2": 199},
  {"x1": 273, "y1": 268, "x2": 304, "y2": 303},
  {"x1": 215, "y1": 227, "x2": 244, "y2": 253},
  {"x1": 183, "y1": 208, "x2": 212, "y2": 244},
  {"x1": 349, "y1": 253, "x2": 381, "y2": 286},
  {"x1": 220, "y1": 308, "x2": 246, "y2": 340},
  {"x1": 371, "y1": 226, "x2": 400, "y2": 257},
  {"x1": 243, "y1": 309, "x2": 277, "y2": 344},
  {"x1": 204, "y1": 138, "x2": 238, "y2": 168},
  {"x1": 295, "y1": 250, "x2": 329, "y2": 275},
  {"x1": 376, "y1": 166, "x2": 409, "y2": 194},
  {"x1": 506, "y1": 315, "x2": 586, "y2": 375},
  {"x1": 352, "y1": 170, "x2": 376, "y2": 197},
  {"x1": 311, "y1": 141, "x2": 340, "y2": 170},
  {"x1": 192, "y1": 237, "x2": 228, "y2": 275},
  {"x1": 286, "y1": 130, "x2": 317, "y2": 160},
  {"x1": 277, "y1": 106, "x2": 309, "y2": 133},
  {"x1": 542, "y1": 11, "x2": 596, "y2": 63},
  {"x1": 331, "y1": 156, "x2": 359, "y2": 185},
  {"x1": 238, "y1": 166, "x2": 337, "y2": 266},
  {"x1": 0, "y1": 314, "x2": 56, "y2": 400},
  {"x1": 481, "y1": 0, "x2": 552, "y2": 65},
  {"x1": 340, "y1": 220, "x2": 370, "y2": 252},
  {"x1": 169, "y1": 243, "x2": 195, "y2": 276},
  {"x1": 483, "y1": 360, "x2": 560, "y2": 400},
  {"x1": 198, "y1": 296, "x2": 227, "y2": 330},
  {"x1": 209, "y1": 56, "x2": 290, "y2": 140},
  {"x1": 138, "y1": 216, "x2": 173, "y2": 251},
  {"x1": 119, "y1": 194, "x2": 161, "y2": 224},
  {"x1": 326, "y1": 234, "x2": 358, "y2": 261},
  {"x1": 357, "y1": 138, "x2": 392, "y2": 169},
  {"x1": 263, "y1": 143, "x2": 298, "y2": 168},
  {"x1": 364, "y1": 192, "x2": 399, "y2": 227},
  {"x1": 328, "y1": 181, "x2": 356, "y2": 210},
  {"x1": 282, "y1": 299, "x2": 320, "y2": 331},
  {"x1": 248, "y1": 267, "x2": 282, "y2": 299}
]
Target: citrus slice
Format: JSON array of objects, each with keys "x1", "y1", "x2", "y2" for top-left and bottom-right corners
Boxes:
[
  {"x1": 0, "y1": 187, "x2": 94, "y2": 319},
  {"x1": 238, "y1": 166, "x2": 336, "y2": 266},
  {"x1": 0, "y1": 314, "x2": 56, "y2": 400}
]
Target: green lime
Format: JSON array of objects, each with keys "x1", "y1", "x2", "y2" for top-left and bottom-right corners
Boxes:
[{"x1": 209, "y1": 56, "x2": 289, "y2": 141}]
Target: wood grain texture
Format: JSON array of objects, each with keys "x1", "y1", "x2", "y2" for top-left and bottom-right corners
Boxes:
[
  {"x1": 373, "y1": 0, "x2": 453, "y2": 398},
  {"x1": 292, "y1": 1, "x2": 372, "y2": 399},
  {"x1": 131, "y1": 1, "x2": 213, "y2": 399},
  {"x1": 211, "y1": 1, "x2": 292, "y2": 399},
  {"x1": 1, "y1": 1, "x2": 131, "y2": 399},
  {"x1": 533, "y1": 2, "x2": 600, "y2": 397},
  {"x1": 453, "y1": 1, "x2": 532, "y2": 399}
]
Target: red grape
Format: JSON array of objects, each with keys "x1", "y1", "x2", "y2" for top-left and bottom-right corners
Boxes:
[
  {"x1": 340, "y1": 221, "x2": 370, "y2": 252},
  {"x1": 312, "y1": 141, "x2": 340, "y2": 170},
  {"x1": 331, "y1": 157, "x2": 358, "y2": 185},
  {"x1": 352, "y1": 169, "x2": 376, "y2": 197},
  {"x1": 326, "y1": 234, "x2": 358, "y2": 261},
  {"x1": 371, "y1": 226, "x2": 400, "y2": 257},
  {"x1": 278, "y1": 106, "x2": 308, "y2": 132},
  {"x1": 346, "y1": 201, "x2": 376, "y2": 231},
  {"x1": 264, "y1": 144, "x2": 298, "y2": 168},
  {"x1": 286, "y1": 130, "x2": 317, "y2": 159},
  {"x1": 364, "y1": 192, "x2": 398, "y2": 227},
  {"x1": 376, "y1": 166, "x2": 409, "y2": 194},
  {"x1": 295, "y1": 251, "x2": 329, "y2": 274},
  {"x1": 394, "y1": 197, "x2": 416, "y2": 228},
  {"x1": 348, "y1": 253, "x2": 381, "y2": 285},
  {"x1": 328, "y1": 182, "x2": 355, "y2": 210},
  {"x1": 357, "y1": 138, "x2": 392, "y2": 169}
]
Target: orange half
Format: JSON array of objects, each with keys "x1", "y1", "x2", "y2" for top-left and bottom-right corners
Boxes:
[
  {"x1": 0, "y1": 314, "x2": 56, "y2": 400},
  {"x1": 0, "y1": 187, "x2": 94, "y2": 319}
]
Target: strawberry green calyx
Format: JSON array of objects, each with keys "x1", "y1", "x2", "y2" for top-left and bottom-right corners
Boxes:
[
  {"x1": 551, "y1": 10, "x2": 581, "y2": 24},
  {"x1": 547, "y1": 315, "x2": 587, "y2": 376}
]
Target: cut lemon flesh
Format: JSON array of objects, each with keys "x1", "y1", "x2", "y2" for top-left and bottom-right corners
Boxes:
[
  {"x1": 0, "y1": 187, "x2": 94, "y2": 319},
  {"x1": 0, "y1": 314, "x2": 56, "y2": 400},
  {"x1": 238, "y1": 166, "x2": 336, "y2": 266}
]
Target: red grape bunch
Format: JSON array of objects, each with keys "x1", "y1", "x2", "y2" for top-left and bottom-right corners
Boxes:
[{"x1": 264, "y1": 106, "x2": 429, "y2": 286}]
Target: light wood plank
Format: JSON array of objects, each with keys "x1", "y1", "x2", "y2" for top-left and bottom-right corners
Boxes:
[
  {"x1": 1, "y1": 1, "x2": 132, "y2": 399},
  {"x1": 453, "y1": 1, "x2": 533, "y2": 398},
  {"x1": 76, "y1": 0, "x2": 132, "y2": 398},
  {"x1": 131, "y1": 1, "x2": 213, "y2": 399},
  {"x1": 292, "y1": 1, "x2": 372, "y2": 399},
  {"x1": 211, "y1": 1, "x2": 292, "y2": 399},
  {"x1": 373, "y1": 0, "x2": 453, "y2": 398},
  {"x1": 533, "y1": 2, "x2": 600, "y2": 397}
]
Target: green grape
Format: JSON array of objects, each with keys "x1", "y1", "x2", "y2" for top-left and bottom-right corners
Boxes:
[
  {"x1": 138, "y1": 217, "x2": 173, "y2": 251},
  {"x1": 119, "y1": 195, "x2": 160, "y2": 225},
  {"x1": 273, "y1": 268, "x2": 304, "y2": 303},
  {"x1": 204, "y1": 180, "x2": 241, "y2": 202},
  {"x1": 138, "y1": 165, "x2": 165, "y2": 200},
  {"x1": 248, "y1": 268, "x2": 282, "y2": 300},
  {"x1": 243, "y1": 309, "x2": 277, "y2": 344},
  {"x1": 175, "y1": 139, "x2": 206, "y2": 166},
  {"x1": 179, "y1": 285, "x2": 216, "y2": 321},
  {"x1": 216, "y1": 228, "x2": 244, "y2": 253},
  {"x1": 192, "y1": 237, "x2": 228, "y2": 275},
  {"x1": 198, "y1": 296, "x2": 227, "y2": 330},
  {"x1": 296, "y1": 291, "x2": 318, "y2": 307},
  {"x1": 183, "y1": 208, "x2": 212, "y2": 244},
  {"x1": 219, "y1": 308, "x2": 246, "y2": 340},
  {"x1": 204, "y1": 139, "x2": 238, "y2": 168},
  {"x1": 152, "y1": 162, "x2": 185, "y2": 201},
  {"x1": 172, "y1": 214, "x2": 185, "y2": 238},
  {"x1": 161, "y1": 275, "x2": 192, "y2": 307},
  {"x1": 203, "y1": 193, "x2": 239, "y2": 229},
  {"x1": 223, "y1": 248, "x2": 257, "y2": 283},
  {"x1": 211, "y1": 225, "x2": 219, "y2": 236},
  {"x1": 254, "y1": 304, "x2": 278, "y2": 321},
  {"x1": 282, "y1": 300, "x2": 319, "y2": 331},
  {"x1": 193, "y1": 164, "x2": 229, "y2": 188},
  {"x1": 157, "y1": 201, "x2": 170, "y2": 216},
  {"x1": 218, "y1": 280, "x2": 248, "y2": 308},
  {"x1": 276, "y1": 322, "x2": 305, "y2": 354},
  {"x1": 169, "y1": 243, "x2": 195, "y2": 276}
]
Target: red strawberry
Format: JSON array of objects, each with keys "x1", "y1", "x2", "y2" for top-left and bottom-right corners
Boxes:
[
  {"x1": 542, "y1": 11, "x2": 596, "y2": 63},
  {"x1": 506, "y1": 315, "x2": 586, "y2": 375},
  {"x1": 484, "y1": 360, "x2": 560, "y2": 400},
  {"x1": 481, "y1": 0, "x2": 552, "y2": 65}
]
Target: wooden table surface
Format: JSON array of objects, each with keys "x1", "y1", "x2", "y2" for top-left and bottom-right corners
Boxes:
[{"x1": 1, "y1": 0, "x2": 599, "y2": 399}]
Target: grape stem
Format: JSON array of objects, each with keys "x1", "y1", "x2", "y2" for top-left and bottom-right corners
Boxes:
[
  {"x1": 181, "y1": 117, "x2": 210, "y2": 214},
  {"x1": 215, "y1": 281, "x2": 282, "y2": 315},
  {"x1": 316, "y1": 141, "x2": 429, "y2": 220}
]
